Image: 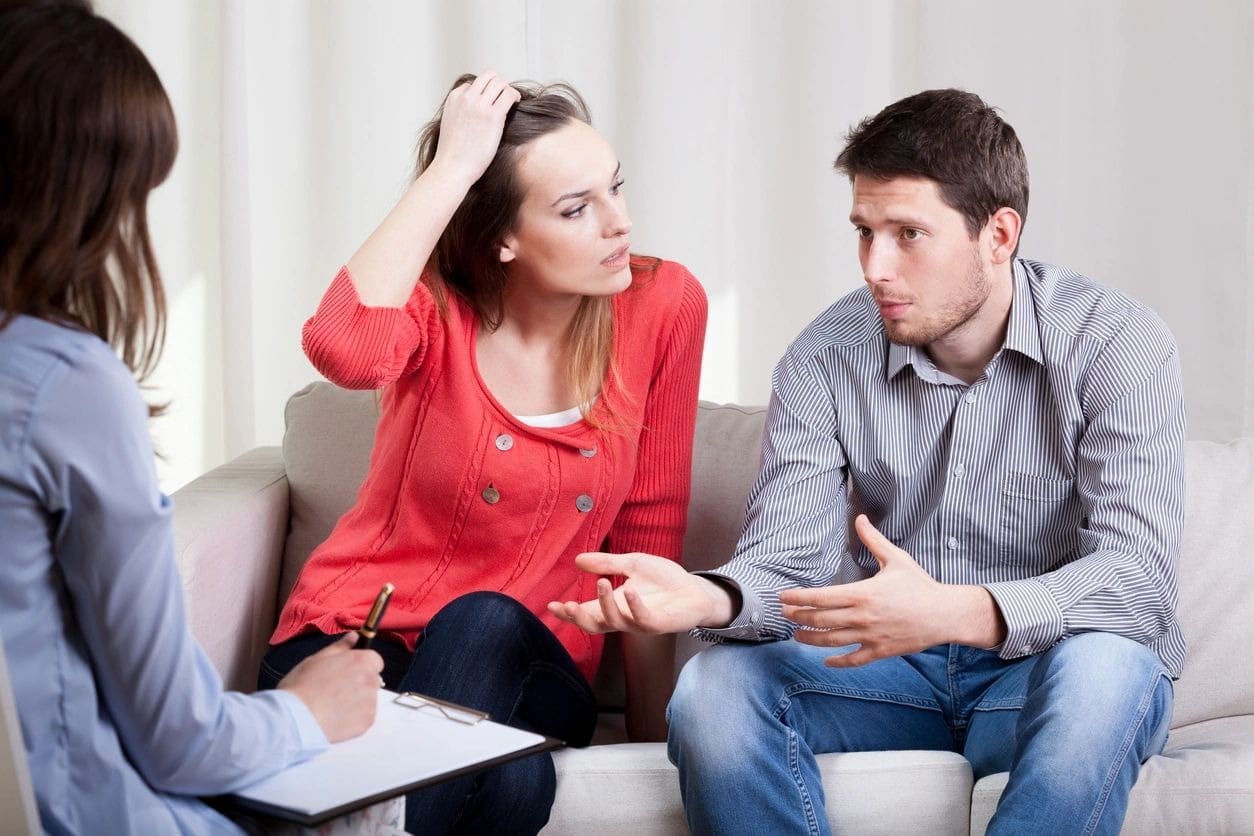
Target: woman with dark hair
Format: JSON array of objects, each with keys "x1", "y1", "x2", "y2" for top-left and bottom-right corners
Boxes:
[
  {"x1": 0, "y1": 4, "x2": 383, "y2": 833},
  {"x1": 260, "y1": 71, "x2": 707, "y2": 833}
]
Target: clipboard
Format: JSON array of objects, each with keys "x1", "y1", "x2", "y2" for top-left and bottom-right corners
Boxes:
[{"x1": 217, "y1": 689, "x2": 563, "y2": 827}]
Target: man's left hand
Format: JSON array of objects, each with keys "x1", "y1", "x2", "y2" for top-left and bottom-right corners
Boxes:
[{"x1": 779, "y1": 514, "x2": 1004, "y2": 667}]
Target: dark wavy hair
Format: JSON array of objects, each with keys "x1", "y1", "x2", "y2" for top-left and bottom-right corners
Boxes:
[
  {"x1": 835, "y1": 88, "x2": 1028, "y2": 249},
  {"x1": 0, "y1": 1, "x2": 177, "y2": 405}
]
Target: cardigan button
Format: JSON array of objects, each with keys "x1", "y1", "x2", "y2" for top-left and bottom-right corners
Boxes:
[
  {"x1": 579, "y1": 447, "x2": 597, "y2": 458},
  {"x1": 575, "y1": 494, "x2": 594, "y2": 512},
  {"x1": 495, "y1": 434, "x2": 514, "y2": 452},
  {"x1": 482, "y1": 485, "x2": 501, "y2": 504}
]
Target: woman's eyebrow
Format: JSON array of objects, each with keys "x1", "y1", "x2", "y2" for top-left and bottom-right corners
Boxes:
[{"x1": 549, "y1": 162, "x2": 622, "y2": 207}]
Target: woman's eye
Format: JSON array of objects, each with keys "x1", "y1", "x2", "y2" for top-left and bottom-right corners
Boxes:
[
  {"x1": 562, "y1": 204, "x2": 587, "y2": 218},
  {"x1": 610, "y1": 179, "x2": 625, "y2": 196}
]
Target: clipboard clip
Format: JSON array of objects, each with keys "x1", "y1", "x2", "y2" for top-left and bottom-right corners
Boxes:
[{"x1": 392, "y1": 692, "x2": 488, "y2": 725}]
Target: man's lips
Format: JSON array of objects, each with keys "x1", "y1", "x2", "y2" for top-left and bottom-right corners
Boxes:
[{"x1": 876, "y1": 299, "x2": 912, "y2": 319}]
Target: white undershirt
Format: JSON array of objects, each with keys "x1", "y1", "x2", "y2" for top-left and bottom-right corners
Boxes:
[{"x1": 513, "y1": 404, "x2": 584, "y2": 428}]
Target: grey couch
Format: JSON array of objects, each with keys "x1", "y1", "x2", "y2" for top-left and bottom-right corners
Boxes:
[{"x1": 172, "y1": 382, "x2": 1254, "y2": 834}]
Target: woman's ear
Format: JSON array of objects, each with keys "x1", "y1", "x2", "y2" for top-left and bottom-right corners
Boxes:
[{"x1": 499, "y1": 236, "x2": 517, "y2": 263}]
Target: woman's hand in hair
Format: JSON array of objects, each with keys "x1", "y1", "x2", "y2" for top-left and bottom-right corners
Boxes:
[
  {"x1": 548, "y1": 552, "x2": 739, "y2": 635},
  {"x1": 429, "y1": 70, "x2": 522, "y2": 189}
]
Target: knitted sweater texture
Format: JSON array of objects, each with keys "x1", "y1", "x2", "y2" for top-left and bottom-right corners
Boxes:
[{"x1": 272, "y1": 260, "x2": 707, "y2": 681}]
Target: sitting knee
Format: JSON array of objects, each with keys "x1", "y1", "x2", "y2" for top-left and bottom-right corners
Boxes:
[
  {"x1": 1039, "y1": 633, "x2": 1163, "y2": 683},
  {"x1": 669, "y1": 643, "x2": 793, "y2": 742},
  {"x1": 1031, "y1": 633, "x2": 1171, "y2": 723},
  {"x1": 427, "y1": 590, "x2": 532, "y2": 635}
]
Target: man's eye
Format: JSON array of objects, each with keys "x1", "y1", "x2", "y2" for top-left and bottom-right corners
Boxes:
[
  {"x1": 902, "y1": 228, "x2": 923, "y2": 240},
  {"x1": 855, "y1": 227, "x2": 871, "y2": 239}
]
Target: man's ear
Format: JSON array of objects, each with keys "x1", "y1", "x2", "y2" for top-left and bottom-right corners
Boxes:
[
  {"x1": 499, "y1": 235, "x2": 517, "y2": 264},
  {"x1": 986, "y1": 207, "x2": 1022, "y2": 265}
]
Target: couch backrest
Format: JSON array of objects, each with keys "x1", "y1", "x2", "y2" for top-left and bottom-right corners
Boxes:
[
  {"x1": 1173, "y1": 439, "x2": 1254, "y2": 726},
  {"x1": 281, "y1": 383, "x2": 379, "y2": 605},
  {"x1": 282, "y1": 381, "x2": 1253, "y2": 729}
]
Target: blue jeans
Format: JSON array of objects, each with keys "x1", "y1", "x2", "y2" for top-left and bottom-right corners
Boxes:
[
  {"x1": 259, "y1": 591, "x2": 597, "y2": 836},
  {"x1": 667, "y1": 633, "x2": 1172, "y2": 836}
]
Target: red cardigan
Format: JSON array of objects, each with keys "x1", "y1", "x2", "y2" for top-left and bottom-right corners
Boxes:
[{"x1": 272, "y1": 260, "x2": 707, "y2": 681}]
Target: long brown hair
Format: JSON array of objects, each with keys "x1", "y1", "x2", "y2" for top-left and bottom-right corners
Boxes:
[
  {"x1": 0, "y1": 2, "x2": 177, "y2": 406},
  {"x1": 416, "y1": 74, "x2": 640, "y2": 430}
]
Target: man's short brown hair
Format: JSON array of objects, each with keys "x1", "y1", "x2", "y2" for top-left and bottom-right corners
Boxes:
[{"x1": 835, "y1": 89, "x2": 1029, "y2": 240}]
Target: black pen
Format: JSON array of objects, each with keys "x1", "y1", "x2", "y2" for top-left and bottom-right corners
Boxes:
[{"x1": 355, "y1": 582, "x2": 394, "y2": 649}]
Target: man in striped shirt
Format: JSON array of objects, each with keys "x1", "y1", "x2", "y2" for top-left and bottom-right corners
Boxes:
[{"x1": 549, "y1": 88, "x2": 1184, "y2": 835}]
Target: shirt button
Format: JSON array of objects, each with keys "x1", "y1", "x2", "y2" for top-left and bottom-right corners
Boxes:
[
  {"x1": 1022, "y1": 644, "x2": 1035, "y2": 654},
  {"x1": 575, "y1": 494, "x2": 594, "y2": 512},
  {"x1": 495, "y1": 434, "x2": 514, "y2": 452},
  {"x1": 482, "y1": 485, "x2": 501, "y2": 504},
  {"x1": 750, "y1": 612, "x2": 761, "y2": 625},
  {"x1": 946, "y1": 536, "x2": 959, "y2": 550},
  {"x1": 964, "y1": 391, "x2": 977, "y2": 404},
  {"x1": 953, "y1": 462, "x2": 965, "y2": 477},
  {"x1": 579, "y1": 447, "x2": 597, "y2": 458}
]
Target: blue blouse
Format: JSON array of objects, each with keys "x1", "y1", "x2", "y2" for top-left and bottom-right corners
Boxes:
[{"x1": 0, "y1": 316, "x2": 327, "y2": 835}]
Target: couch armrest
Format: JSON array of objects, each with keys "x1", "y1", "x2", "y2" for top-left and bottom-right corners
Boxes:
[{"x1": 171, "y1": 447, "x2": 289, "y2": 693}]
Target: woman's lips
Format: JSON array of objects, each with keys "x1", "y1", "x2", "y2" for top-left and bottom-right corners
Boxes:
[{"x1": 602, "y1": 244, "x2": 630, "y2": 268}]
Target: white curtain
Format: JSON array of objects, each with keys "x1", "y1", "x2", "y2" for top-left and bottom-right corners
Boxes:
[{"x1": 94, "y1": 0, "x2": 1254, "y2": 490}]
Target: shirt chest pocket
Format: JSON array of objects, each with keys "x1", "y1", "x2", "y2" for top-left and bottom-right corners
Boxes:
[{"x1": 997, "y1": 472, "x2": 1080, "y2": 566}]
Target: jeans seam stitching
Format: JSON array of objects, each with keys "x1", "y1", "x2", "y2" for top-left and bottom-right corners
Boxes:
[
  {"x1": 779, "y1": 698, "x2": 822, "y2": 836},
  {"x1": 1082, "y1": 670, "x2": 1166, "y2": 836},
  {"x1": 784, "y1": 682, "x2": 941, "y2": 711}
]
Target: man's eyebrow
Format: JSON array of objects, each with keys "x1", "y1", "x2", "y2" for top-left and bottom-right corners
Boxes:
[
  {"x1": 848, "y1": 211, "x2": 929, "y2": 227},
  {"x1": 549, "y1": 162, "x2": 622, "y2": 207}
]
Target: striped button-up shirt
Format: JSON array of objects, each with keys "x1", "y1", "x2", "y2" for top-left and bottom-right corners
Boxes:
[{"x1": 700, "y1": 259, "x2": 1187, "y2": 676}]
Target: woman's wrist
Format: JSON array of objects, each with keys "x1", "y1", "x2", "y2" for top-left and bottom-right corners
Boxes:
[{"x1": 421, "y1": 155, "x2": 483, "y2": 198}]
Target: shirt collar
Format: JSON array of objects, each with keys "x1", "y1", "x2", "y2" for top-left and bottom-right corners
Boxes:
[
  {"x1": 884, "y1": 259, "x2": 1044, "y2": 382},
  {"x1": 1004, "y1": 259, "x2": 1044, "y2": 366}
]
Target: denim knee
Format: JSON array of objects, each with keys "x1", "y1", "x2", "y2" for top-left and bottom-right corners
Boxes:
[
  {"x1": 1026, "y1": 633, "x2": 1173, "y2": 755},
  {"x1": 668, "y1": 642, "x2": 805, "y2": 764},
  {"x1": 1031, "y1": 633, "x2": 1167, "y2": 700},
  {"x1": 427, "y1": 590, "x2": 531, "y2": 634}
]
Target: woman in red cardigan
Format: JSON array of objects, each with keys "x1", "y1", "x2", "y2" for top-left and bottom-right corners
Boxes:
[{"x1": 259, "y1": 71, "x2": 707, "y2": 834}]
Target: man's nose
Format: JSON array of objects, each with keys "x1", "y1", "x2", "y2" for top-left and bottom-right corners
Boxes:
[{"x1": 862, "y1": 239, "x2": 895, "y2": 284}]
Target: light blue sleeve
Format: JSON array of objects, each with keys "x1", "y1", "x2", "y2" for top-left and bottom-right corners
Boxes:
[{"x1": 26, "y1": 346, "x2": 328, "y2": 796}]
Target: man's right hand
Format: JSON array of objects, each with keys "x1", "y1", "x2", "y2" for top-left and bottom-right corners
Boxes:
[
  {"x1": 277, "y1": 634, "x2": 383, "y2": 743},
  {"x1": 547, "y1": 552, "x2": 737, "y2": 635}
]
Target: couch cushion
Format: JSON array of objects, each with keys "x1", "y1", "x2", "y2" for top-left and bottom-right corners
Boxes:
[
  {"x1": 545, "y1": 745, "x2": 973, "y2": 836},
  {"x1": 675, "y1": 403, "x2": 765, "y2": 678},
  {"x1": 1173, "y1": 439, "x2": 1254, "y2": 726},
  {"x1": 969, "y1": 714, "x2": 1254, "y2": 835},
  {"x1": 281, "y1": 383, "x2": 379, "y2": 605}
]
